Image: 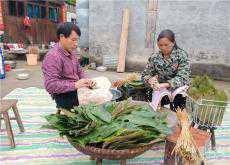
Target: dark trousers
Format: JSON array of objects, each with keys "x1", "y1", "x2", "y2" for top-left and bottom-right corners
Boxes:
[
  {"x1": 161, "y1": 94, "x2": 186, "y2": 112},
  {"x1": 53, "y1": 91, "x2": 79, "y2": 110}
]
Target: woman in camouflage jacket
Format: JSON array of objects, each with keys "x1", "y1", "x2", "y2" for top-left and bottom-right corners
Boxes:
[{"x1": 141, "y1": 29, "x2": 191, "y2": 111}]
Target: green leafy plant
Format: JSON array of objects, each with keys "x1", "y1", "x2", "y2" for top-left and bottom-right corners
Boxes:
[
  {"x1": 189, "y1": 75, "x2": 227, "y2": 105},
  {"x1": 43, "y1": 100, "x2": 171, "y2": 149},
  {"x1": 188, "y1": 75, "x2": 228, "y2": 125}
]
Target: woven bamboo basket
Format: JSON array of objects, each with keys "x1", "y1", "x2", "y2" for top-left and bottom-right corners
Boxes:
[
  {"x1": 67, "y1": 136, "x2": 162, "y2": 165},
  {"x1": 186, "y1": 96, "x2": 229, "y2": 129}
]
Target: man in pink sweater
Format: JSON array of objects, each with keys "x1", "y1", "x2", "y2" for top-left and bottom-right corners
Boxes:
[{"x1": 42, "y1": 22, "x2": 95, "y2": 110}]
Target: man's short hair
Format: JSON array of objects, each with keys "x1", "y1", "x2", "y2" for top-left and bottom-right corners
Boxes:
[{"x1": 57, "y1": 22, "x2": 81, "y2": 39}]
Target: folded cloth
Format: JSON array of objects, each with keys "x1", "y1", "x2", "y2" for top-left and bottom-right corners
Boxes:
[
  {"x1": 150, "y1": 85, "x2": 189, "y2": 111},
  {"x1": 171, "y1": 85, "x2": 189, "y2": 99}
]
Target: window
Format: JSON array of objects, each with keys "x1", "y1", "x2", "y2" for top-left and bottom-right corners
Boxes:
[
  {"x1": 27, "y1": 4, "x2": 33, "y2": 18},
  {"x1": 28, "y1": 0, "x2": 38, "y2": 3},
  {"x1": 71, "y1": 18, "x2": 76, "y2": 24},
  {"x1": 41, "y1": 6, "x2": 46, "y2": 18},
  {"x1": 17, "y1": 1, "x2": 25, "y2": 17},
  {"x1": 9, "y1": 1, "x2": 16, "y2": 16},
  {"x1": 54, "y1": 8, "x2": 59, "y2": 22},
  {"x1": 40, "y1": 0, "x2": 46, "y2": 5},
  {"x1": 34, "y1": 5, "x2": 40, "y2": 18},
  {"x1": 49, "y1": 7, "x2": 58, "y2": 22},
  {"x1": 7, "y1": 1, "x2": 49, "y2": 19},
  {"x1": 49, "y1": 8, "x2": 54, "y2": 21},
  {"x1": 33, "y1": 0, "x2": 39, "y2": 3},
  {"x1": 57, "y1": 7, "x2": 60, "y2": 20}
]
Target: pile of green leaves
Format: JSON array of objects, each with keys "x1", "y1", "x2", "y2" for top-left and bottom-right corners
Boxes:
[
  {"x1": 43, "y1": 99, "x2": 171, "y2": 150},
  {"x1": 188, "y1": 75, "x2": 227, "y2": 106},
  {"x1": 126, "y1": 80, "x2": 145, "y2": 88}
]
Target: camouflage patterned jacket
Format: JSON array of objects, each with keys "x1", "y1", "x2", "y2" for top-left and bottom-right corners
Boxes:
[{"x1": 141, "y1": 48, "x2": 191, "y2": 89}]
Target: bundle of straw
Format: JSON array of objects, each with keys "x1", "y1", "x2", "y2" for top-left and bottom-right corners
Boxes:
[
  {"x1": 171, "y1": 108, "x2": 202, "y2": 164},
  {"x1": 112, "y1": 73, "x2": 139, "y2": 88}
]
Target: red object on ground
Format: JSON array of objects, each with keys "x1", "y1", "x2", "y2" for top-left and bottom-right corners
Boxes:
[{"x1": 5, "y1": 64, "x2": 11, "y2": 71}]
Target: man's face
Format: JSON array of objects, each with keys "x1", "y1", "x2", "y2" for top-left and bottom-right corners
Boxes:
[
  {"x1": 60, "y1": 31, "x2": 79, "y2": 53},
  {"x1": 157, "y1": 37, "x2": 174, "y2": 56}
]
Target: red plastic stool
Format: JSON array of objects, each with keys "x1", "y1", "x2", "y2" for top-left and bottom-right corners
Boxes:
[{"x1": 5, "y1": 64, "x2": 11, "y2": 71}]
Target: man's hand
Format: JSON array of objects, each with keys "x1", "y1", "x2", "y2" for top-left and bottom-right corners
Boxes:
[
  {"x1": 75, "y1": 78, "x2": 96, "y2": 89},
  {"x1": 75, "y1": 79, "x2": 89, "y2": 89},
  {"x1": 87, "y1": 79, "x2": 96, "y2": 89}
]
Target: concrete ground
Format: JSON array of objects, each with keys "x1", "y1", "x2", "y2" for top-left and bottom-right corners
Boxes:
[
  {"x1": 1, "y1": 60, "x2": 230, "y2": 100},
  {"x1": 0, "y1": 61, "x2": 130, "y2": 97}
]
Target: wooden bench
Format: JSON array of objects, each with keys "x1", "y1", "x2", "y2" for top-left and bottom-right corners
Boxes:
[{"x1": 0, "y1": 99, "x2": 24, "y2": 148}]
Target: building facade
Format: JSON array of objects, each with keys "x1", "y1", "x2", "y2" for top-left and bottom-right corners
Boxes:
[{"x1": 0, "y1": 0, "x2": 76, "y2": 45}]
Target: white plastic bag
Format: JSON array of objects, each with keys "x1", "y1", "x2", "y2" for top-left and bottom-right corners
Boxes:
[{"x1": 78, "y1": 77, "x2": 113, "y2": 105}]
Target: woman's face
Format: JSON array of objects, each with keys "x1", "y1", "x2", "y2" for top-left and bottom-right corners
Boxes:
[{"x1": 157, "y1": 37, "x2": 175, "y2": 56}]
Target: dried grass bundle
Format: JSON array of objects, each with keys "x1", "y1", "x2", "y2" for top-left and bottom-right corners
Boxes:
[
  {"x1": 112, "y1": 73, "x2": 139, "y2": 88},
  {"x1": 172, "y1": 108, "x2": 202, "y2": 164}
]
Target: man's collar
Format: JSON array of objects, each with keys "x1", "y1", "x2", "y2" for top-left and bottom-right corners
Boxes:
[{"x1": 57, "y1": 42, "x2": 71, "y2": 57}]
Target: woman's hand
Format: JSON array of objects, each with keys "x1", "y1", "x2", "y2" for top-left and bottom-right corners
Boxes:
[
  {"x1": 151, "y1": 82, "x2": 171, "y2": 90},
  {"x1": 148, "y1": 75, "x2": 158, "y2": 86}
]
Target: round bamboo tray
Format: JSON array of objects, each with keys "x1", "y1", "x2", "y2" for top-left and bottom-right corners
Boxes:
[{"x1": 67, "y1": 137, "x2": 162, "y2": 165}]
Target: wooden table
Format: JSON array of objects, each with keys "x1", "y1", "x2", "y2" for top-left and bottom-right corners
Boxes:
[{"x1": 0, "y1": 99, "x2": 24, "y2": 148}]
